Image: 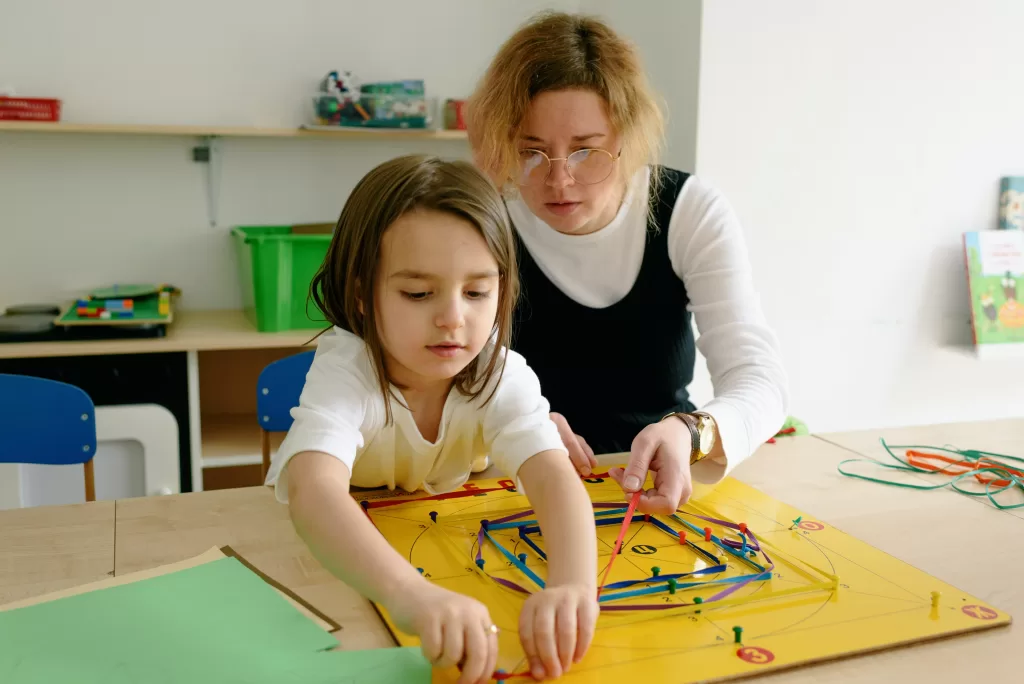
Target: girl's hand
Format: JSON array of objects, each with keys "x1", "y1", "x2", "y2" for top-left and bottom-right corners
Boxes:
[
  {"x1": 609, "y1": 417, "x2": 693, "y2": 514},
  {"x1": 388, "y1": 581, "x2": 499, "y2": 684},
  {"x1": 550, "y1": 412, "x2": 597, "y2": 476},
  {"x1": 519, "y1": 583, "x2": 599, "y2": 680}
]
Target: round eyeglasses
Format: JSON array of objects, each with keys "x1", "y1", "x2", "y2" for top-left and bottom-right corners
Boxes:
[{"x1": 517, "y1": 148, "x2": 620, "y2": 186}]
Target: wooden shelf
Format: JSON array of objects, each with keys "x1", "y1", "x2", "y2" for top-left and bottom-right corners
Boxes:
[
  {"x1": 201, "y1": 414, "x2": 281, "y2": 468},
  {"x1": 0, "y1": 309, "x2": 316, "y2": 359},
  {"x1": 0, "y1": 120, "x2": 468, "y2": 140}
]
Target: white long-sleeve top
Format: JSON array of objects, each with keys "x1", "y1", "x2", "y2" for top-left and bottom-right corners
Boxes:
[{"x1": 505, "y1": 166, "x2": 790, "y2": 483}]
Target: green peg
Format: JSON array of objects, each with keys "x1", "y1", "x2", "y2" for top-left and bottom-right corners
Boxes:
[{"x1": 651, "y1": 566, "x2": 661, "y2": 577}]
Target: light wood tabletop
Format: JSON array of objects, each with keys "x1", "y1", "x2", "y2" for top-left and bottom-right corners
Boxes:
[
  {"x1": 817, "y1": 417, "x2": 1024, "y2": 520},
  {"x1": 1, "y1": 430, "x2": 1020, "y2": 681},
  {"x1": 0, "y1": 501, "x2": 114, "y2": 606},
  {"x1": 818, "y1": 416, "x2": 1023, "y2": 465},
  {"x1": 726, "y1": 433, "x2": 1024, "y2": 682}
]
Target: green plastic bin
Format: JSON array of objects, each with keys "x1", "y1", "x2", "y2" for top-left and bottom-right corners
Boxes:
[{"x1": 231, "y1": 225, "x2": 332, "y2": 332}]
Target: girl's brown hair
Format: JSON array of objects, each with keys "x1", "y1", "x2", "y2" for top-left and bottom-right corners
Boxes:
[
  {"x1": 310, "y1": 154, "x2": 518, "y2": 421},
  {"x1": 466, "y1": 10, "x2": 665, "y2": 194}
]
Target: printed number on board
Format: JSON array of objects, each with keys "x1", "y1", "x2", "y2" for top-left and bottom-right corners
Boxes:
[
  {"x1": 962, "y1": 605, "x2": 998, "y2": 620},
  {"x1": 737, "y1": 647, "x2": 775, "y2": 665}
]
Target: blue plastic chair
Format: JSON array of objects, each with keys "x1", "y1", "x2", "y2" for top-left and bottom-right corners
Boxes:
[
  {"x1": 257, "y1": 351, "x2": 315, "y2": 479},
  {"x1": 0, "y1": 373, "x2": 98, "y2": 502}
]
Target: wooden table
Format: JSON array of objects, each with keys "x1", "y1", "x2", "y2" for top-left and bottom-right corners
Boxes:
[
  {"x1": 1, "y1": 429, "x2": 1021, "y2": 681},
  {"x1": 0, "y1": 502, "x2": 114, "y2": 606},
  {"x1": 819, "y1": 417, "x2": 1024, "y2": 520}
]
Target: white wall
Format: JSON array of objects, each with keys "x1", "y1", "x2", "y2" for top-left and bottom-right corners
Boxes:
[
  {"x1": 580, "y1": 0, "x2": 702, "y2": 173},
  {"x1": 0, "y1": 0, "x2": 574, "y2": 311},
  {"x1": 697, "y1": 0, "x2": 1024, "y2": 432}
]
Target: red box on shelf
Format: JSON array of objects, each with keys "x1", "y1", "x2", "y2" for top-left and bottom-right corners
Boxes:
[{"x1": 0, "y1": 97, "x2": 62, "y2": 122}]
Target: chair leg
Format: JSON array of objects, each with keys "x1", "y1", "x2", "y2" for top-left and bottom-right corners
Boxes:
[
  {"x1": 261, "y1": 430, "x2": 271, "y2": 482},
  {"x1": 83, "y1": 459, "x2": 96, "y2": 502}
]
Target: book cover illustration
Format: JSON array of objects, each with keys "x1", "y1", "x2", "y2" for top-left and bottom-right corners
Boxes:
[
  {"x1": 999, "y1": 176, "x2": 1024, "y2": 230},
  {"x1": 964, "y1": 230, "x2": 1024, "y2": 346}
]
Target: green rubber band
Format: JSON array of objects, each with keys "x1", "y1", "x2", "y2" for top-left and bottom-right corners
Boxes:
[{"x1": 836, "y1": 438, "x2": 1024, "y2": 510}]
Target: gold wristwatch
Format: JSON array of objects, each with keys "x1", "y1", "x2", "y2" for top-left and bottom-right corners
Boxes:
[{"x1": 661, "y1": 411, "x2": 717, "y2": 464}]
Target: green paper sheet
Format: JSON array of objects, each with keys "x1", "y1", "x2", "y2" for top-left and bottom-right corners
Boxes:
[
  {"x1": 266, "y1": 647, "x2": 432, "y2": 684},
  {"x1": 0, "y1": 557, "x2": 339, "y2": 684}
]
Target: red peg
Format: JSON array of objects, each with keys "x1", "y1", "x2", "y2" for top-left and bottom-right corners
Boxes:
[
  {"x1": 704, "y1": 527, "x2": 712, "y2": 542},
  {"x1": 678, "y1": 531, "x2": 686, "y2": 544},
  {"x1": 739, "y1": 523, "x2": 748, "y2": 535}
]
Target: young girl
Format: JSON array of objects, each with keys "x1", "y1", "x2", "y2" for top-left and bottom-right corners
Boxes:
[
  {"x1": 264, "y1": 154, "x2": 597, "y2": 683},
  {"x1": 466, "y1": 11, "x2": 789, "y2": 514}
]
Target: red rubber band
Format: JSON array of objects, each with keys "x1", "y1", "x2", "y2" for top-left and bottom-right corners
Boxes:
[{"x1": 596, "y1": 490, "x2": 642, "y2": 598}]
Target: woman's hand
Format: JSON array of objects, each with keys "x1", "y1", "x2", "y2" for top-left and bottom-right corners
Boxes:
[
  {"x1": 550, "y1": 412, "x2": 596, "y2": 476},
  {"x1": 608, "y1": 417, "x2": 693, "y2": 514},
  {"x1": 387, "y1": 581, "x2": 499, "y2": 684},
  {"x1": 519, "y1": 583, "x2": 599, "y2": 680}
]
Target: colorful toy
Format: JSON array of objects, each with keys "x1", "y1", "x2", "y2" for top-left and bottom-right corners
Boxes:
[
  {"x1": 354, "y1": 469, "x2": 1009, "y2": 683},
  {"x1": 75, "y1": 298, "x2": 133, "y2": 319},
  {"x1": 62, "y1": 284, "x2": 179, "y2": 326},
  {"x1": 312, "y1": 71, "x2": 428, "y2": 129}
]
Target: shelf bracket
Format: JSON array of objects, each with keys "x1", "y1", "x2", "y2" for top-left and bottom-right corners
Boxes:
[{"x1": 192, "y1": 135, "x2": 222, "y2": 228}]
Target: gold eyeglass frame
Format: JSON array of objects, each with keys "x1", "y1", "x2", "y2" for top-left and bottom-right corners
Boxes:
[{"x1": 516, "y1": 148, "x2": 621, "y2": 186}]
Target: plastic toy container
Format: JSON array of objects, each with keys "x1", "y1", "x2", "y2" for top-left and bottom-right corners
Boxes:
[
  {"x1": 231, "y1": 225, "x2": 332, "y2": 332},
  {"x1": 312, "y1": 80, "x2": 432, "y2": 129}
]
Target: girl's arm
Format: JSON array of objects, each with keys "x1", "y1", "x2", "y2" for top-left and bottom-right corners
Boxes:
[
  {"x1": 514, "y1": 449, "x2": 599, "y2": 680},
  {"x1": 286, "y1": 451, "x2": 423, "y2": 609},
  {"x1": 478, "y1": 347, "x2": 600, "y2": 678},
  {"x1": 286, "y1": 451, "x2": 499, "y2": 684},
  {"x1": 517, "y1": 449, "x2": 597, "y2": 590}
]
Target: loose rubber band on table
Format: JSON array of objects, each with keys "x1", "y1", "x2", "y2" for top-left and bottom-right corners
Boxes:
[{"x1": 837, "y1": 438, "x2": 1024, "y2": 509}]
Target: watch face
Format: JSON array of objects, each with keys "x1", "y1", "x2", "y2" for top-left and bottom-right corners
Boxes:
[{"x1": 698, "y1": 421, "x2": 715, "y2": 454}]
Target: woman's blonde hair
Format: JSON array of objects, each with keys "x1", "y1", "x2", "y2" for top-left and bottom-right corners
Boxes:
[
  {"x1": 310, "y1": 154, "x2": 518, "y2": 422},
  {"x1": 466, "y1": 10, "x2": 665, "y2": 195}
]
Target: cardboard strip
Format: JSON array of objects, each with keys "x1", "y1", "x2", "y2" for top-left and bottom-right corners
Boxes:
[{"x1": 219, "y1": 545, "x2": 341, "y2": 633}]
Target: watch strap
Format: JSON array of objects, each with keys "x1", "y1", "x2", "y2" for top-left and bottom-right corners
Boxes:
[{"x1": 661, "y1": 412, "x2": 703, "y2": 465}]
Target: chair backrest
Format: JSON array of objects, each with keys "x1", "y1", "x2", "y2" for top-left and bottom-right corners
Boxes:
[
  {"x1": 0, "y1": 373, "x2": 97, "y2": 465},
  {"x1": 256, "y1": 351, "x2": 315, "y2": 432}
]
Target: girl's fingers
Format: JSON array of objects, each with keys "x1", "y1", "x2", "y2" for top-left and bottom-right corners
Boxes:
[
  {"x1": 420, "y1": 617, "x2": 443, "y2": 664},
  {"x1": 457, "y1": 623, "x2": 487, "y2": 684},
  {"x1": 437, "y1": 619, "x2": 464, "y2": 670},
  {"x1": 575, "y1": 599, "x2": 598, "y2": 663},
  {"x1": 519, "y1": 601, "x2": 542, "y2": 680},
  {"x1": 484, "y1": 622, "x2": 500, "y2": 684},
  {"x1": 556, "y1": 598, "x2": 577, "y2": 672},
  {"x1": 533, "y1": 601, "x2": 561, "y2": 679}
]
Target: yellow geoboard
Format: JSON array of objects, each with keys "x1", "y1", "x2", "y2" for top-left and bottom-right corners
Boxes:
[{"x1": 353, "y1": 468, "x2": 1010, "y2": 683}]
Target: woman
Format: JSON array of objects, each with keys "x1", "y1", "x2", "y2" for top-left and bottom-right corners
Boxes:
[{"x1": 467, "y1": 11, "x2": 789, "y2": 514}]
